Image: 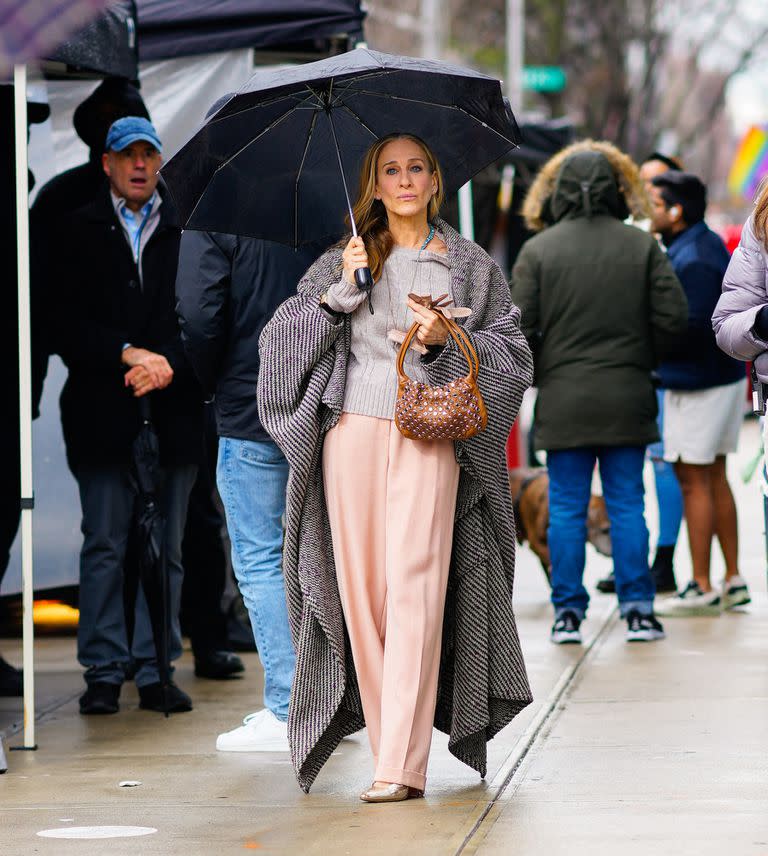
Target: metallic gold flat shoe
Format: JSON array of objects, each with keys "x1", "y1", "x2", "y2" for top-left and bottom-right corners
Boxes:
[{"x1": 359, "y1": 783, "x2": 424, "y2": 803}]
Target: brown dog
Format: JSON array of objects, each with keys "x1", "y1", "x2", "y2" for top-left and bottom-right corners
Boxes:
[{"x1": 508, "y1": 467, "x2": 612, "y2": 584}]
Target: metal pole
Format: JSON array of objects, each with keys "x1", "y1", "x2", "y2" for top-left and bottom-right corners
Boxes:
[
  {"x1": 506, "y1": 0, "x2": 524, "y2": 111},
  {"x1": 325, "y1": 101, "x2": 374, "y2": 310},
  {"x1": 458, "y1": 182, "x2": 475, "y2": 242},
  {"x1": 325, "y1": 105, "x2": 358, "y2": 237},
  {"x1": 422, "y1": 0, "x2": 444, "y2": 60},
  {"x1": 14, "y1": 64, "x2": 36, "y2": 750}
]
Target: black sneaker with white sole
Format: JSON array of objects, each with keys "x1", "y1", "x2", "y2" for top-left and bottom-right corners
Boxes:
[
  {"x1": 551, "y1": 610, "x2": 582, "y2": 644},
  {"x1": 625, "y1": 609, "x2": 665, "y2": 642}
]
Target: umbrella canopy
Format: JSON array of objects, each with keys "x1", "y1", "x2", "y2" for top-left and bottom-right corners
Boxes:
[
  {"x1": 162, "y1": 48, "x2": 519, "y2": 247},
  {"x1": 0, "y1": 0, "x2": 112, "y2": 78},
  {"x1": 129, "y1": 398, "x2": 172, "y2": 715},
  {"x1": 136, "y1": 0, "x2": 365, "y2": 61},
  {"x1": 44, "y1": 0, "x2": 138, "y2": 79}
]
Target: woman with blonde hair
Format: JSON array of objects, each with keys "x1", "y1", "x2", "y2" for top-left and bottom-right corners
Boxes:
[{"x1": 258, "y1": 132, "x2": 533, "y2": 801}]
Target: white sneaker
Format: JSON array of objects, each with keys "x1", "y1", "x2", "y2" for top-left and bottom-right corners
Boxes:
[
  {"x1": 722, "y1": 575, "x2": 751, "y2": 609},
  {"x1": 215, "y1": 709, "x2": 290, "y2": 752},
  {"x1": 655, "y1": 581, "x2": 721, "y2": 616}
]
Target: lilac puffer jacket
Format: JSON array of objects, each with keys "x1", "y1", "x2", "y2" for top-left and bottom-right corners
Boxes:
[{"x1": 713, "y1": 214, "x2": 768, "y2": 382}]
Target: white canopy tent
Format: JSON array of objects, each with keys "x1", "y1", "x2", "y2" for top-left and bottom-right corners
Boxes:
[{"x1": 7, "y1": 3, "x2": 366, "y2": 761}]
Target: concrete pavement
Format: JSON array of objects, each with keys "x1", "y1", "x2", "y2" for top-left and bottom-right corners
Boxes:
[{"x1": 1, "y1": 420, "x2": 766, "y2": 855}]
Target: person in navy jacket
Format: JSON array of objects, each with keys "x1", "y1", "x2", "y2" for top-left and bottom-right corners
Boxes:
[{"x1": 649, "y1": 171, "x2": 749, "y2": 616}]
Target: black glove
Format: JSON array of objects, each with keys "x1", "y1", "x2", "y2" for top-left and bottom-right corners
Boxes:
[{"x1": 754, "y1": 304, "x2": 768, "y2": 340}]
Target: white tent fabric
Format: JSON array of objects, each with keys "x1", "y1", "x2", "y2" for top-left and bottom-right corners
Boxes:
[
  {"x1": 30, "y1": 49, "x2": 255, "y2": 195},
  {"x1": 3, "y1": 49, "x2": 256, "y2": 600},
  {"x1": 7, "y1": 48, "x2": 257, "y2": 753}
]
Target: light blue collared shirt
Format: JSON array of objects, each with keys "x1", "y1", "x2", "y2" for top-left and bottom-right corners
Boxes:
[{"x1": 110, "y1": 190, "x2": 162, "y2": 284}]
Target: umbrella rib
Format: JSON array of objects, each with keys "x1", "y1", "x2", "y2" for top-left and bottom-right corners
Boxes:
[
  {"x1": 346, "y1": 89, "x2": 517, "y2": 145},
  {"x1": 337, "y1": 104, "x2": 379, "y2": 139},
  {"x1": 183, "y1": 105, "x2": 305, "y2": 227},
  {"x1": 215, "y1": 106, "x2": 306, "y2": 172},
  {"x1": 210, "y1": 88, "x2": 321, "y2": 123},
  {"x1": 331, "y1": 69, "x2": 395, "y2": 95},
  {"x1": 294, "y1": 110, "x2": 320, "y2": 249},
  {"x1": 217, "y1": 72, "x2": 390, "y2": 123}
]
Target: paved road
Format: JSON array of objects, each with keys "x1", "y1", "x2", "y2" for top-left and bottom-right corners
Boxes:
[{"x1": 1, "y1": 421, "x2": 766, "y2": 855}]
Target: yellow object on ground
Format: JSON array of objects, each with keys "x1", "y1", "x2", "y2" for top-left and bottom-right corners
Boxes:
[{"x1": 33, "y1": 600, "x2": 79, "y2": 630}]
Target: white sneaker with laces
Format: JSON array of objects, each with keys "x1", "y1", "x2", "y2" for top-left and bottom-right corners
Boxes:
[
  {"x1": 216, "y1": 708, "x2": 289, "y2": 752},
  {"x1": 655, "y1": 580, "x2": 721, "y2": 616},
  {"x1": 722, "y1": 575, "x2": 751, "y2": 609}
]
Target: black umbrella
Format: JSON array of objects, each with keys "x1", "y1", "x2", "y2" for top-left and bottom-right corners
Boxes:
[
  {"x1": 129, "y1": 397, "x2": 172, "y2": 716},
  {"x1": 162, "y1": 48, "x2": 519, "y2": 295}
]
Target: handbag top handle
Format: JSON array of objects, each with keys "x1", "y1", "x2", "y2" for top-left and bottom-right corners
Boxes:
[{"x1": 396, "y1": 298, "x2": 479, "y2": 385}]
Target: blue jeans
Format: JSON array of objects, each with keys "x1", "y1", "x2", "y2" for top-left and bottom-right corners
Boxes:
[
  {"x1": 547, "y1": 446, "x2": 655, "y2": 619},
  {"x1": 217, "y1": 438, "x2": 294, "y2": 721},
  {"x1": 648, "y1": 389, "x2": 683, "y2": 548}
]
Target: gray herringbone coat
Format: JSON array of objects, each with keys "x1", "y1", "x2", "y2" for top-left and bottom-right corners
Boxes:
[{"x1": 258, "y1": 219, "x2": 533, "y2": 792}]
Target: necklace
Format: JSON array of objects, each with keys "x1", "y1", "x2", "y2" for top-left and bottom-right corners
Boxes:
[
  {"x1": 386, "y1": 223, "x2": 438, "y2": 337},
  {"x1": 420, "y1": 223, "x2": 436, "y2": 252}
]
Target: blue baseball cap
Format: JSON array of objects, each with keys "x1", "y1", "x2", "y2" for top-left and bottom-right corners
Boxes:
[{"x1": 105, "y1": 116, "x2": 162, "y2": 153}]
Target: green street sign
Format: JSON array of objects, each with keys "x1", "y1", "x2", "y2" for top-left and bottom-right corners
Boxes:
[{"x1": 523, "y1": 66, "x2": 567, "y2": 92}]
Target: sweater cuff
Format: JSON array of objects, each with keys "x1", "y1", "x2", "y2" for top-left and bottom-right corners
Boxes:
[
  {"x1": 421, "y1": 343, "x2": 446, "y2": 364},
  {"x1": 324, "y1": 274, "x2": 368, "y2": 314}
]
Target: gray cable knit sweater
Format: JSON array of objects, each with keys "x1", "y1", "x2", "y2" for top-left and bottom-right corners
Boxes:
[{"x1": 325, "y1": 245, "x2": 454, "y2": 420}]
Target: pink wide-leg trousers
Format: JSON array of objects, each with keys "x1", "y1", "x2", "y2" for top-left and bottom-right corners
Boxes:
[{"x1": 322, "y1": 413, "x2": 460, "y2": 791}]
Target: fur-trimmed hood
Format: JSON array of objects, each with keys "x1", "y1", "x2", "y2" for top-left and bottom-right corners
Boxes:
[{"x1": 521, "y1": 139, "x2": 650, "y2": 232}]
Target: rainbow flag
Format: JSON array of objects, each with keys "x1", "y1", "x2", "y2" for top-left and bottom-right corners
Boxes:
[{"x1": 728, "y1": 125, "x2": 768, "y2": 198}]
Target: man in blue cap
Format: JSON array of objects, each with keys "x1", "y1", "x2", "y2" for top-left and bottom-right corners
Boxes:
[{"x1": 49, "y1": 117, "x2": 203, "y2": 715}]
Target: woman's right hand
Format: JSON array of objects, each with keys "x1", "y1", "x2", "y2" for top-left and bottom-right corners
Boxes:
[{"x1": 342, "y1": 236, "x2": 369, "y2": 285}]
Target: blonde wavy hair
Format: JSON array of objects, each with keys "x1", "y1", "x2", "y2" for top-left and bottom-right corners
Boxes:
[
  {"x1": 348, "y1": 133, "x2": 445, "y2": 282},
  {"x1": 754, "y1": 177, "x2": 768, "y2": 247},
  {"x1": 521, "y1": 139, "x2": 650, "y2": 232}
]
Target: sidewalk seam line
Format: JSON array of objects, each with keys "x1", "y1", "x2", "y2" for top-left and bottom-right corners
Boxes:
[
  {"x1": 453, "y1": 605, "x2": 619, "y2": 856},
  {"x1": 1, "y1": 690, "x2": 81, "y2": 742}
]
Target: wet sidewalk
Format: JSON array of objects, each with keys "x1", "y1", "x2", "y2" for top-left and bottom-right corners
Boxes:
[{"x1": 1, "y1": 421, "x2": 766, "y2": 855}]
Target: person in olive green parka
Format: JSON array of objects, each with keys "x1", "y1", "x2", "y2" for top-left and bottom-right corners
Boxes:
[{"x1": 511, "y1": 140, "x2": 688, "y2": 646}]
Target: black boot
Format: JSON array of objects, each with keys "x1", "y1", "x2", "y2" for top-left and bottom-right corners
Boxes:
[
  {"x1": 194, "y1": 650, "x2": 245, "y2": 680},
  {"x1": 651, "y1": 545, "x2": 677, "y2": 593},
  {"x1": 138, "y1": 681, "x2": 193, "y2": 713},
  {"x1": 0, "y1": 656, "x2": 23, "y2": 697},
  {"x1": 80, "y1": 681, "x2": 121, "y2": 715}
]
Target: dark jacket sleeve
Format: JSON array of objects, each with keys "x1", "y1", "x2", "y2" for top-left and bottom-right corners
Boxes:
[
  {"x1": 510, "y1": 241, "x2": 541, "y2": 346},
  {"x1": 674, "y1": 259, "x2": 723, "y2": 359},
  {"x1": 647, "y1": 240, "x2": 688, "y2": 360},
  {"x1": 51, "y1": 225, "x2": 130, "y2": 369},
  {"x1": 175, "y1": 230, "x2": 233, "y2": 396},
  {"x1": 156, "y1": 329, "x2": 193, "y2": 383}
]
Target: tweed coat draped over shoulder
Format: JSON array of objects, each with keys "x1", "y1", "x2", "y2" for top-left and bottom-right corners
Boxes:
[{"x1": 257, "y1": 219, "x2": 534, "y2": 792}]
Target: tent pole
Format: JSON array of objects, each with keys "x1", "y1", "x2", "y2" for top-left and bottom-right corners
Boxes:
[
  {"x1": 14, "y1": 63, "x2": 37, "y2": 751},
  {"x1": 458, "y1": 181, "x2": 475, "y2": 242}
]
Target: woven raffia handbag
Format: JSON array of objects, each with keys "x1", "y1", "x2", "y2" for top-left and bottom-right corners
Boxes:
[{"x1": 394, "y1": 306, "x2": 488, "y2": 442}]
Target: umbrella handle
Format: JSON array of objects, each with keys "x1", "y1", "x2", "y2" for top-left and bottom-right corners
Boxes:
[
  {"x1": 325, "y1": 96, "x2": 374, "y2": 314},
  {"x1": 355, "y1": 267, "x2": 373, "y2": 291},
  {"x1": 354, "y1": 267, "x2": 374, "y2": 315}
]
